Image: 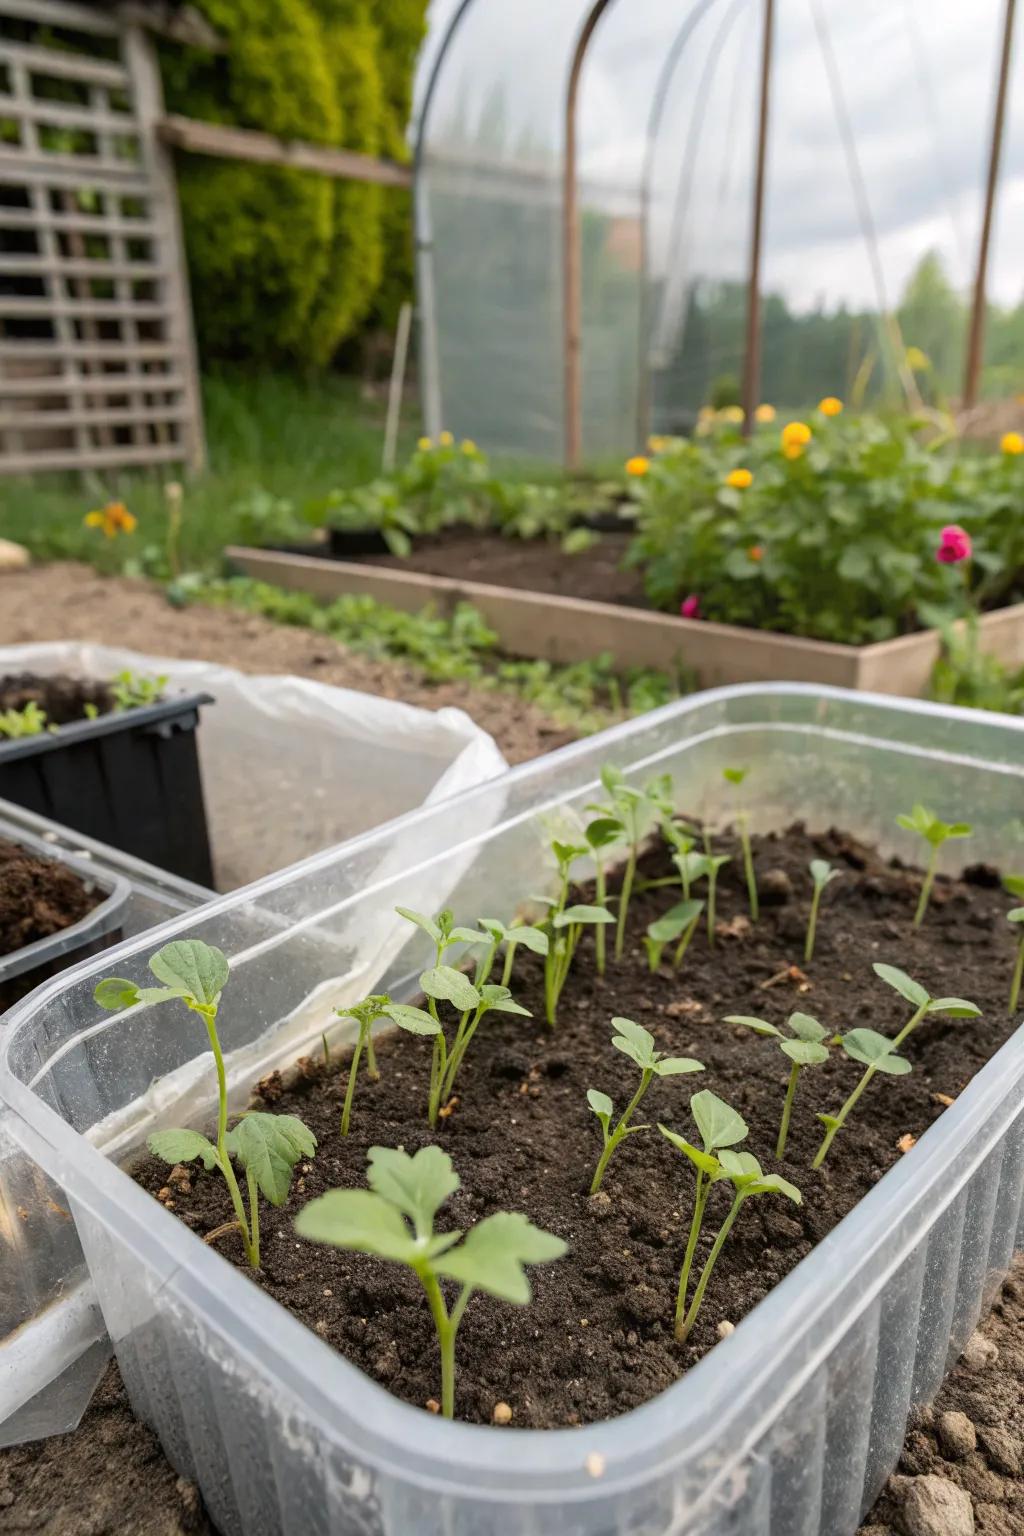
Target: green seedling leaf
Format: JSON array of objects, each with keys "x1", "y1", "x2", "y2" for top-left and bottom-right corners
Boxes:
[
  {"x1": 478, "y1": 984, "x2": 532, "y2": 1017},
  {"x1": 587, "y1": 1088, "x2": 613, "y2": 1129},
  {"x1": 586, "y1": 817, "x2": 625, "y2": 850},
  {"x1": 420, "y1": 965, "x2": 481, "y2": 1011},
  {"x1": 841, "y1": 1028, "x2": 912, "y2": 1075},
  {"x1": 1010, "y1": 906, "x2": 1024, "y2": 924},
  {"x1": 435, "y1": 1211, "x2": 567, "y2": 1304},
  {"x1": 658, "y1": 1124, "x2": 722, "y2": 1179},
  {"x1": 496, "y1": 923, "x2": 549, "y2": 956},
  {"x1": 718, "y1": 1149, "x2": 762, "y2": 1182},
  {"x1": 226, "y1": 1112, "x2": 316, "y2": 1206},
  {"x1": 787, "y1": 1011, "x2": 829, "y2": 1042},
  {"x1": 655, "y1": 1057, "x2": 706, "y2": 1078},
  {"x1": 926, "y1": 998, "x2": 982, "y2": 1017},
  {"x1": 147, "y1": 1127, "x2": 218, "y2": 1169},
  {"x1": 1003, "y1": 876, "x2": 1024, "y2": 900},
  {"x1": 148, "y1": 940, "x2": 229, "y2": 1008},
  {"x1": 296, "y1": 1187, "x2": 424, "y2": 1264},
  {"x1": 448, "y1": 926, "x2": 491, "y2": 946},
  {"x1": 552, "y1": 840, "x2": 587, "y2": 869},
  {"x1": 896, "y1": 805, "x2": 972, "y2": 846},
  {"x1": 872, "y1": 963, "x2": 929, "y2": 1008},
  {"x1": 648, "y1": 899, "x2": 704, "y2": 942},
  {"x1": 610, "y1": 1016, "x2": 658, "y2": 1069},
  {"x1": 383, "y1": 1003, "x2": 442, "y2": 1036},
  {"x1": 809, "y1": 858, "x2": 840, "y2": 889},
  {"x1": 94, "y1": 977, "x2": 142, "y2": 1011},
  {"x1": 395, "y1": 907, "x2": 442, "y2": 944},
  {"x1": 722, "y1": 767, "x2": 748, "y2": 786},
  {"x1": 781, "y1": 1039, "x2": 830, "y2": 1066},
  {"x1": 554, "y1": 904, "x2": 615, "y2": 927},
  {"x1": 690, "y1": 1089, "x2": 749, "y2": 1152},
  {"x1": 367, "y1": 1145, "x2": 460, "y2": 1232},
  {"x1": 746, "y1": 1172, "x2": 802, "y2": 1203},
  {"x1": 725, "y1": 1014, "x2": 783, "y2": 1038}
]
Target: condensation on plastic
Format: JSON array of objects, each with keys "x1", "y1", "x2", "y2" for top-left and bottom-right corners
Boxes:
[
  {"x1": 0, "y1": 643, "x2": 508, "y2": 889},
  {"x1": 416, "y1": 0, "x2": 1017, "y2": 459},
  {"x1": 0, "y1": 799, "x2": 215, "y2": 1445},
  {"x1": 1, "y1": 686, "x2": 1023, "y2": 1534}
]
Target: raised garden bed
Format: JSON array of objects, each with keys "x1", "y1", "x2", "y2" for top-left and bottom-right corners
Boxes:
[
  {"x1": 228, "y1": 544, "x2": 1024, "y2": 695},
  {"x1": 0, "y1": 672, "x2": 214, "y2": 887},
  {"x1": 2, "y1": 686, "x2": 1022, "y2": 1536}
]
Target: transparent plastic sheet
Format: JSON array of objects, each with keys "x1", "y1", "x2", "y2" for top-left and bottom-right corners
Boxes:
[
  {"x1": 416, "y1": 0, "x2": 1018, "y2": 459},
  {"x1": 1, "y1": 685, "x2": 1023, "y2": 1531},
  {"x1": 0, "y1": 642, "x2": 507, "y2": 889}
]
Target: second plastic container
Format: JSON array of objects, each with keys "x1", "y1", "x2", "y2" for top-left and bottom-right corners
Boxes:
[{"x1": 1, "y1": 685, "x2": 1022, "y2": 1536}]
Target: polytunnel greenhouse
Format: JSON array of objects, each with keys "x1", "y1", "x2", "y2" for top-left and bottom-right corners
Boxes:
[{"x1": 414, "y1": 0, "x2": 1023, "y2": 464}]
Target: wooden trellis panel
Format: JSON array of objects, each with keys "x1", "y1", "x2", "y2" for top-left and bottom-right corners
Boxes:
[{"x1": 0, "y1": 0, "x2": 204, "y2": 475}]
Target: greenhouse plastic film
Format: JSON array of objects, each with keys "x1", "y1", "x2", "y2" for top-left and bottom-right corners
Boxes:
[{"x1": 1, "y1": 686, "x2": 1023, "y2": 1535}]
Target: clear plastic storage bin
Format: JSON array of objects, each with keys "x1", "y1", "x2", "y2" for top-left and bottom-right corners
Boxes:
[{"x1": 1, "y1": 686, "x2": 1023, "y2": 1535}]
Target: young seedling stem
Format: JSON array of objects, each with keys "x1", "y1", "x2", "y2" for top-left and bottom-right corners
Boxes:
[
  {"x1": 704, "y1": 856, "x2": 731, "y2": 948},
  {"x1": 723, "y1": 769, "x2": 757, "y2": 921},
  {"x1": 895, "y1": 805, "x2": 972, "y2": 927},
  {"x1": 1008, "y1": 908, "x2": 1024, "y2": 1015},
  {"x1": 587, "y1": 1019, "x2": 703, "y2": 1193},
  {"x1": 725, "y1": 1012, "x2": 830, "y2": 1158},
  {"x1": 805, "y1": 859, "x2": 840, "y2": 963}
]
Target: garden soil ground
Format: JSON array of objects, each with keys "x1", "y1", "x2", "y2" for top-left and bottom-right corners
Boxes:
[{"x1": 0, "y1": 569, "x2": 1021, "y2": 1531}]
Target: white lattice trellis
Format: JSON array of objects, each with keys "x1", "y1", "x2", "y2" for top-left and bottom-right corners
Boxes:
[{"x1": 0, "y1": 0, "x2": 204, "y2": 475}]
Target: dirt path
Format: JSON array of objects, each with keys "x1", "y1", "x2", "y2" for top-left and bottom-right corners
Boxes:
[{"x1": 0, "y1": 563, "x2": 574, "y2": 765}]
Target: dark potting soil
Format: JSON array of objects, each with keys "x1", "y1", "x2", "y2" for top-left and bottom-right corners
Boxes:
[
  {"x1": 342, "y1": 529, "x2": 647, "y2": 607},
  {"x1": 132, "y1": 825, "x2": 1023, "y2": 1431},
  {"x1": 0, "y1": 837, "x2": 101, "y2": 957},
  {"x1": 0, "y1": 671, "x2": 112, "y2": 727}
]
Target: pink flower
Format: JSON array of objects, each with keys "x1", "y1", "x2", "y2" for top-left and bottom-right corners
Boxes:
[
  {"x1": 680, "y1": 593, "x2": 700, "y2": 620},
  {"x1": 936, "y1": 525, "x2": 972, "y2": 564}
]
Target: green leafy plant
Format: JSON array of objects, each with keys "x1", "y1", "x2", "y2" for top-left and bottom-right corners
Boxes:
[
  {"x1": 0, "y1": 701, "x2": 49, "y2": 738},
  {"x1": 805, "y1": 859, "x2": 841, "y2": 962},
  {"x1": 895, "y1": 805, "x2": 972, "y2": 926},
  {"x1": 724, "y1": 1012, "x2": 830, "y2": 1157},
  {"x1": 587, "y1": 1018, "x2": 704, "y2": 1194},
  {"x1": 659, "y1": 1090, "x2": 748, "y2": 1339},
  {"x1": 537, "y1": 840, "x2": 614, "y2": 1024},
  {"x1": 584, "y1": 812, "x2": 625, "y2": 975},
  {"x1": 597, "y1": 766, "x2": 674, "y2": 960},
  {"x1": 723, "y1": 767, "x2": 758, "y2": 920},
  {"x1": 813, "y1": 963, "x2": 980, "y2": 1166},
  {"x1": 94, "y1": 940, "x2": 315, "y2": 1268},
  {"x1": 295, "y1": 1145, "x2": 566, "y2": 1419},
  {"x1": 643, "y1": 899, "x2": 705, "y2": 971},
  {"x1": 1005, "y1": 877, "x2": 1024, "y2": 1014},
  {"x1": 109, "y1": 670, "x2": 168, "y2": 712},
  {"x1": 336, "y1": 992, "x2": 441, "y2": 1136}
]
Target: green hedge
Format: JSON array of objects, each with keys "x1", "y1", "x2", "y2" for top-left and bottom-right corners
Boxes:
[{"x1": 161, "y1": 0, "x2": 427, "y2": 368}]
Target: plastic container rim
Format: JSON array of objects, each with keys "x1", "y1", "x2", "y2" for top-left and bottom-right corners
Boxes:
[{"x1": 0, "y1": 691, "x2": 213, "y2": 764}]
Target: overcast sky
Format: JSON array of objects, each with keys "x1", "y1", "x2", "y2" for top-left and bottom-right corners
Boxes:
[{"x1": 417, "y1": 0, "x2": 1024, "y2": 314}]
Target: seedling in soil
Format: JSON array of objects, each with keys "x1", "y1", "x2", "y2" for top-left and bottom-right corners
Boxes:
[
  {"x1": 419, "y1": 965, "x2": 532, "y2": 1122},
  {"x1": 895, "y1": 805, "x2": 972, "y2": 926},
  {"x1": 659, "y1": 1090, "x2": 748, "y2": 1339},
  {"x1": 0, "y1": 701, "x2": 49, "y2": 738},
  {"x1": 540, "y1": 839, "x2": 614, "y2": 1024},
  {"x1": 336, "y1": 992, "x2": 442, "y2": 1136},
  {"x1": 1007, "y1": 907, "x2": 1024, "y2": 1016},
  {"x1": 644, "y1": 899, "x2": 705, "y2": 972},
  {"x1": 703, "y1": 854, "x2": 732, "y2": 948},
  {"x1": 584, "y1": 813, "x2": 625, "y2": 975},
  {"x1": 805, "y1": 860, "x2": 841, "y2": 963},
  {"x1": 588, "y1": 1018, "x2": 704, "y2": 1194},
  {"x1": 110, "y1": 669, "x2": 168, "y2": 712},
  {"x1": 813, "y1": 963, "x2": 980, "y2": 1167},
  {"x1": 95, "y1": 940, "x2": 315, "y2": 1268},
  {"x1": 724, "y1": 1012, "x2": 830, "y2": 1158},
  {"x1": 674, "y1": 1149, "x2": 801, "y2": 1344},
  {"x1": 475, "y1": 917, "x2": 550, "y2": 989},
  {"x1": 295, "y1": 1145, "x2": 566, "y2": 1419},
  {"x1": 723, "y1": 768, "x2": 758, "y2": 921},
  {"x1": 598, "y1": 765, "x2": 674, "y2": 961}
]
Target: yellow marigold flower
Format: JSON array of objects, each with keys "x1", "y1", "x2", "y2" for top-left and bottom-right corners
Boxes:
[
  {"x1": 905, "y1": 346, "x2": 930, "y2": 372},
  {"x1": 720, "y1": 405, "x2": 745, "y2": 424},
  {"x1": 725, "y1": 468, "x2": 753, "y2": 489},
  {"x1": 84, "y1": 501, "x2": 137, "y2": 538},
  {"x1": 754, "y1": 403, "x2": 776, "y2": 423},
  {"x1": 625, "y1": 455, "x2": 650, "y2": 477},
  {"x1": 438, "y1": 430, "x2": 454, "y2": 447},
  {"x1": 748, "y1": 545, "x2": 764, "y2": 562},
  {"x1": 818, "y1": 396, "x2": 843, "y2": 417},
  {"x1": 648, "y1": 434, "x2": 668, "y2": 453},
  {"x1": 461, "y1": 439, "x2": 477, "y2": 454},
  {"x1": 780, "y1": 422, "x2": 812, "y2": 458},
  {"x1": 417, "y1": 436, "x2": 433, "y2": 451},
  {"x1": 1001, "y1": 431, "x2": 1024, "y2": 456}
]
